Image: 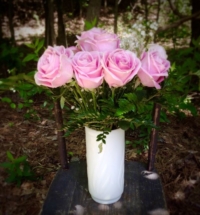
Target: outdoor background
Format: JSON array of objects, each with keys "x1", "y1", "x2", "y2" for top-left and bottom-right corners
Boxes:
[{"x1": 0, "y1": 0, "x2": 200, "y2": 215}]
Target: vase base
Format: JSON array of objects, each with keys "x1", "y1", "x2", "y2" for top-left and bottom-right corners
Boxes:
[{"x1": 91, "y1": 195, "x2": 121, "y2": 204}]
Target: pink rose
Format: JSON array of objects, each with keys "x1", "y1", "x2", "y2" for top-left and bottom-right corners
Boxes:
[
  {"x1": 34, "y1": 46, "x2": 73, "y2": 88},
  {"x1": 102, "y1": 49, "x2": 141, "y2": 87},
  {"x1": 72, "y1": 51, "x2": 104, "y2": 89},
  {"x1": 67, "y1": 46, "x2": 80, "y2": 55},
  {"x1": 137, "y1": 44, "x2": 170, "y2": 89},
  {"x1": 76, "y1": 27, "x2": 120, "y2": 52}
]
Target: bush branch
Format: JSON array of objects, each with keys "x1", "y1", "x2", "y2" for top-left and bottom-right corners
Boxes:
[
  {"x1": 156, "y1": 10, "x2": 200, "y2": 33},
  {"x1": 167, "y1": 0, "x2": 186, "y2": 18}
]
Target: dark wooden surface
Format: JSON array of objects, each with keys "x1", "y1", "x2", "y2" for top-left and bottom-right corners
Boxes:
[{"x1": 41, "y1": 161, "x2": 167, "y2": 215}]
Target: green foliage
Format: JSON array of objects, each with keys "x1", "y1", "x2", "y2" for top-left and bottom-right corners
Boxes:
[
  {"x1": 0, "y1": 72, "x2": 47, "y2": 119},
  {"x1": 0, "y1": 38, "x2": 50, "y2": 119},
  {"x1": 162, "y1": 40, "x2": 200, "y2": 117},
  {"x1": 96, "y1": 131, "x2": 110, "y2": 153},
  {"x1": 126, "y1": 125, "x2": 151, "y2": 154},
  {"x1": 0, "y1": 41, "x2": 25, "y2": 76},
  {"x1": 23, "y1": 38, "x2": 44, "y2": 62},
  {"x1": 60, "y1": 96, "x2": 66, "y2": 109},
  {"x1": 85, "y1": 17, "x2": 97, "y2": 30},
  {"x1": 0, "y1": 151, "x2": 35, "y2": 186},
  {"x1": 79, "y1": 0, "x2": 89, "y2": 8},
  {"x1": 96, "y1": 131, "x2": 109, "y2": 144},
  {"x1": 63, "y1": 81, "x2": 156, "y2": 137},
  {"x1": 156, "y1": 0, "x2": 191, "y2": 47}
]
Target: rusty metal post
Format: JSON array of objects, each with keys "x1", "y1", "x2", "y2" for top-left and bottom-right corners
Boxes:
[
  {"x1": 54, "y1": 99, "x2": 69, "y2": 169},
  {"x1": 43, "y1": 0, "x2": 68, "y2": 169},
  {"x1": 148, "y1": 103, "x2": 161, "y2": 171}
]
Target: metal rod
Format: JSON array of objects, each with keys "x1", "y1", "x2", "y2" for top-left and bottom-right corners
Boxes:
[
  {"x1": 54, "y1": 99, "x2": 69, "y2": 169},
  {"x1": 148, "y1": 103, "x2": 161, "y2": 171},
  {"x1": 43, "y1": 0, "x2": 68, "y2": 169}
]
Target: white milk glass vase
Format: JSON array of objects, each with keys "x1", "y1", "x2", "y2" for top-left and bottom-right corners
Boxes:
[{"x1": 85, "y1": 126, "x2": 125, "y2": 204}]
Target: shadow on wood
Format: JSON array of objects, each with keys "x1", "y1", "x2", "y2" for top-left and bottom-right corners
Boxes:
[{"x1": 41, "y1": 161, "x2": 167, "y2": 215}]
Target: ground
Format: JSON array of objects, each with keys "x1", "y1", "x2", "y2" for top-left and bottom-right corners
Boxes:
[{"x1": 0, "y1": 100, "x2": 200, "y2": 215}]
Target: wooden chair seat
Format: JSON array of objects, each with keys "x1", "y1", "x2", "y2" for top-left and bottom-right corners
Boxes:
[{"x1": 40, "y1": 161, "x2": 167, "y2": 215}]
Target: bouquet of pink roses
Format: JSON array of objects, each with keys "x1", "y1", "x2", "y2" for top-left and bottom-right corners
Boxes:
[{"x1": 34, "y1": 27, "x2": 170, "y2": 133}]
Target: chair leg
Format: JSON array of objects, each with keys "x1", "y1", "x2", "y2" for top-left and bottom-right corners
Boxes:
[{"x1": 148, "y1": 103, "x2": 161, "y2": 171}]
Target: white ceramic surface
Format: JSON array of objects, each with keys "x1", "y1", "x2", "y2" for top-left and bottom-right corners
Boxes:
[{"x1": 85, "y1": 126, "x2": 125, "y2": 204}]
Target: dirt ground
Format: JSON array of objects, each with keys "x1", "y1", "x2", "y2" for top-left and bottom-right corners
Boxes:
[{"x1": 0, "y1": 100, "x2": 200, "y2": 215}]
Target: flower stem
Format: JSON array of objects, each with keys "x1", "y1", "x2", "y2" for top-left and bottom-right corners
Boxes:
[
  {"x1": 74, "y1": 83, "x2": 87, "y2": 109},
  {"x1": 91, "y1": 90, "x2": 97, "y2": 111},
  {"x1": 111, "y1": 87, "x2": 115, "y2": 101}
]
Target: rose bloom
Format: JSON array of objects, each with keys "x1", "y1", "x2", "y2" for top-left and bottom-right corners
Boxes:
[
  {"x1": 76, "y1": 27, "x2": 120, "y2": 52},
  {"x1": 72, "y1": 51, "x2": 104, "y2": 89},
  {"x1": 102, "y1": 49, "x2": 141, "y2": 87},
  {"x1": 137, "y1": 44, "x2": 170, "y2": 89},
  {"x1": 34, "y1": 46, "x2": 73, "y2": 88},
  {"x1": 66, "y1": 46, "x2": 80, "y2": 55}
]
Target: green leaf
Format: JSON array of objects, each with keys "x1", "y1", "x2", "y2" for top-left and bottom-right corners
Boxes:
[
  {"x1": 191, "y1": 70, "x2": 200, "y2": 77},
  {"x1": 43, "y1": 101, "x2": 47, "y2": 107},
  {"x1": 25, "y1": 43, "x2": 35, "y2": 49},
  {"x1": 160, "y1": 111, "x2": 170, "y2": 123},
  {"x1": 85, "y1": 17, "x2": 97, "y2": 30},
  {"x1": 125, "y1": 93, "x2": 137, "y2": 102},
  {"x1": 23, "y1": 54, "x2": 37, "y2": 62},
  {"x1": 119, "y1": 120, "x2": 130, "y2": 130},
  {"x1": 7, "y1": 151, "x2": 14, "y2": 161},
  {"x1": 60, "y1": 96, "x2": 65, "y2": 109},
  {"x1": 135, "y1": 89, "x2": 147, "y2": 102},
  {"x1": 35, "y1": 39, "x2": 44, "y2": 54},
  {"x1": 179, "y1": 102, "x2": 197, "y2": 116},
  {"x1": 170, "y1": 62, "x2": 176, "y2": 72},
  {"x1": 125, "y1": 140, "x2": 132, "y2": 145},
  {"x1": 18, "y1": 83, "x2": 34, "y2": 90},
  {"x1": 14, "y1": 156, "x2": 27, "y2": 164},
  {"x1": 35, "y1": 38, "x2": 39, "y2": 47},
  {"x1": 17, "y1": 167, "x2": 23, "y2": 176},
  {"x1": 6, "y1": 174, "x2": 18, "y2": 183},
  {"x1": 18, "y1": 103, "x2": 23, "y2": 109},
  {"x1": 0, "y1": 162, "x2": 12, "y2": 168},
  {"x1": 116, "y1": 99, "x2": 136, "y2": 116},
  {"x1": 98, "y1": 142, "x2": 103, "y2": 154},
  {"x1": 68, "y1": 151, "x2": 74, "y2": 156},
  {"x1": 10, "y1": 103, "x2": 16, "y2": 109},
  {"x1": 194, "y1": 52, "x2": 200, "y2": 62},
  {"x1": 1, "y1": 97, "x2": 12, "y2": 103}
]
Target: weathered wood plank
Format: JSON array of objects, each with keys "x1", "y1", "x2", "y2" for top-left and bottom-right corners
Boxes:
[{"x1": 41, "y1": 161, "x2": 167, "y2": 215}]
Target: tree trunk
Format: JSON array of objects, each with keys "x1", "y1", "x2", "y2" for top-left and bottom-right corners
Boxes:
[
  {"x1": 85, "y1": 0, "x2": 101, "y2": 29},
  {"x1": 8, "y1": 0, "x2": 15, "y2": 44},
  {"x1": 154, "y1": 0, "x2": 161, "y2": 42},
  {"x1": 55, "y1": 0, "x2": 67, "y2": 46},
  {"x1": 104, "y1": 0, "x2": 107, "y2": 9},
  {"x1": 43, "y1": 0, "x2": 55, "y2": 46},
  {"x1": 114, "y1": 0, "x2": 119, "y2": 33},
  {"x1": 0, "y1": 12, "x2": 2, "y2": 41},
  {"x1": 191, "y1": 0, "x2": 200, "y2": 45},
  {"x1": 142, "y1": 0, "x2": 149, "y2": 45}
]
